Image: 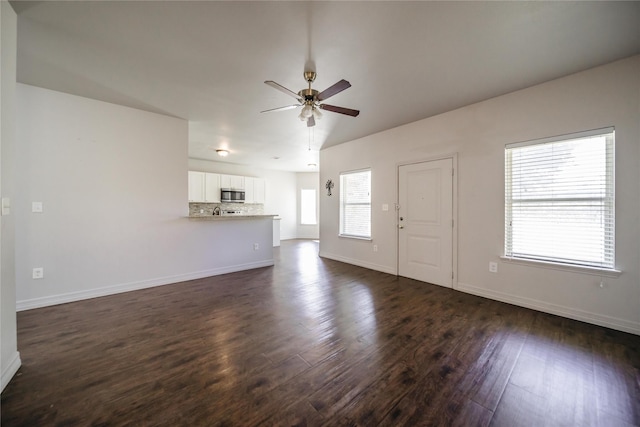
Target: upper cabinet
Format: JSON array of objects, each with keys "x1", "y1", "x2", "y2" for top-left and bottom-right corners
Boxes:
[
  {"x1": 255, "y1": 179, "x2": 265, "y2": 204},
  {"x1": 188, "y1": 171, "x2": 205, "y2": 202},
  {"x1": 188, "y1": 171, "x2": 220, "y2": 203},
  {"x1": 189, "y1": 172, "x2": 264, "y2": 204},
  {"x1": 220, "y1": 174, "x2": 244, "y2": 190},
  {"x1": 244, "y1": 177, "x2": 265, "y2": 204},
  {"x1": 204, "y1": 173, "x2": 221, "y2": 203}
]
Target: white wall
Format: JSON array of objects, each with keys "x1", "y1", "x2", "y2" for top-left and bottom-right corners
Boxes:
[
  {"x1": 320, "y1": 55, "x2": 640, "y2": 334},
  {"x1": 1, "y1": 1, "x2": 21, "y2": 392},
  {"x1": 15, "y1": 84, "x2": 274, "y2": 310},
  {"x1": 296, "y1": 172, "x2": 319, "y2": 239},
  {"x1": 188, "y1": 158, "x2": 297, "y2": 240}
]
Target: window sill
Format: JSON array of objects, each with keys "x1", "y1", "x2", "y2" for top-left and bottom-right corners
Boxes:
[
  {"x1": 339, "y1": 234, "x2": 372, "y2": 241},
  {"x1": 500, "y1": 256, "x2": 622, "y2": 278}
]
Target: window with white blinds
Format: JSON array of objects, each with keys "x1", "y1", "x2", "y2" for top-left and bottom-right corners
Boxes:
[
  {"x1": 340, "y1": 169, "x2": 371, "y2": 238},
  {"x1": 505, "y1": 128, "x2": 615, "y2": 269}
]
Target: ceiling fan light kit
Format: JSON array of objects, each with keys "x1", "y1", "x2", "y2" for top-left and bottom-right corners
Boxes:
[
  {"x1": 299, "y1": 104, "x2": 313, "y2": 120},
  {"x1": 262, "y1": 70, "x2": 360, "y2": 128}
]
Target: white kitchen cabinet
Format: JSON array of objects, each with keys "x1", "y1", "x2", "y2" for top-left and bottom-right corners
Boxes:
[
  {"x1": 220, "y1": 174, "x2": 244, "y2": 190},
  {"x1": 191, "y1": 172, "x2": 262, "y2": 204},
  {"x1": 204, "y1": 173, "x2": 221, "y2": 202},
  {"x1": 243, "y1": 177, "x2": 265, "y2": 204},
  {"x1": 189, "y1": 171, "x2": 221, "y2": 203},
  {"x1": 188, "y1": 171, "x2": 205, "y2": 202},
  {"x1": 253, "y1": 178, "x2": 265, "y2": 204},
  {"x1": 244, "y1": 177, "x2": 255, "y2": 203},
  {"x1": 219, "y1": 174, "x2": 230, "y2": 189}
]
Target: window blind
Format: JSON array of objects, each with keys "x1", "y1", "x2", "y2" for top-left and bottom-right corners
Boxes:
[
  {"x1": 505, "y1": 128, "x2": 615, "y2": 269},
  {"x1": 340, "y1": 169, "x2": 371, "y2": 238}
]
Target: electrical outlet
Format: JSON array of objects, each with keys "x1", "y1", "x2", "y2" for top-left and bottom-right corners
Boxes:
[
  {"x1": 253, "y1": 243, "x2": 259, "y2": 251},
  {"x1": 489, "y1": 262, "x2": 498, "y2": 273},
  {"x1": 32, "y1": 202, "x2": 43, "y2": 213},
  {"x1": 373, "y1": 244, "x2": 378, "y2": 252},
  {"x1": 32, "y1": 267, "x2": 44, "y2": 279}
]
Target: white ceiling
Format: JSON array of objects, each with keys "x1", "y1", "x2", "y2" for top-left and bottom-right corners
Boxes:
[{"x1": 12, "y1": 1, "x2": 640, "y2": 172}]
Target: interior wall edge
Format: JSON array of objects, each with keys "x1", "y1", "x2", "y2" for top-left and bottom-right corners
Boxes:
[
  {"x1": 457, "y1": 281, "x2": 640, "y2": 336},
  {"x1": 318, "y1": 251, "x2": 396, "y2": 275},
  {"x1": 1, "y1": 0, "x2": 19, "y2": 393},
  {"x1": 0, "y1": 351, "x2": 21, "y2": 393},
  {"x1": 15, "y1": 260, "x2": 275, "y2": 312}
]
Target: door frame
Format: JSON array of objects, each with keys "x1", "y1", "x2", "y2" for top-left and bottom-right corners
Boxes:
[{"x1": 396, "y1": 153, "x2": 458, "y2": 289}]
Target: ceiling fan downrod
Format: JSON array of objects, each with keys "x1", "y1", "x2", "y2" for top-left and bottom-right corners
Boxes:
[{"x1": 299, "y1": 71, "x2": 319, "y2": 103}]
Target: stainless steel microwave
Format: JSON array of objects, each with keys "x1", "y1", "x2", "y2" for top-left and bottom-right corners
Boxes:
[{"x1": 221, "y1": 188, "x2": 245, "y2": 203}]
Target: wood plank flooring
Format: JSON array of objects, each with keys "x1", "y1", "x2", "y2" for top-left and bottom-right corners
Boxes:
[{"x1": 2, "y1": 240, "x2": 639, "y2": 426}]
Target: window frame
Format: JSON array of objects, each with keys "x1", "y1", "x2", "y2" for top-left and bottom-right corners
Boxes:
[
  {"x1": 504, "y1": 127, "x2": 618, "y2": 274},
  {"x1": 339, "y1": 168, "x2": 372, "y2": 240}
]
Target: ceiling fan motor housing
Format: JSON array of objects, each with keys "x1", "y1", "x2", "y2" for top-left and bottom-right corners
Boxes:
[{"x1": 298, "y1": 88, "x2": 319, "y2": 103}]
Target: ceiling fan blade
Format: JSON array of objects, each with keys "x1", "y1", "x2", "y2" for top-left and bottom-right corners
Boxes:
[
  {"x1": 260, "y1": 104, "x2": 300, "y2": 114},
  {"x1": 317, "y1": 79, "x2": 351, "y2": 101},
  {"x1": 319, "y1": 104, "x2": 360, "y2": 117},
  {"x1": 264, "y1": 80, "x2": 301, "y2": 100},
  {"x1": 307, "y1": 115, "x2": 315, "y2": 127}
]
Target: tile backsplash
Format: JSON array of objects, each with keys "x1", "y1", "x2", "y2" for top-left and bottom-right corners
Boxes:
[{"x1": 189, "y1": 202, "x2": 264, "y2": 216}]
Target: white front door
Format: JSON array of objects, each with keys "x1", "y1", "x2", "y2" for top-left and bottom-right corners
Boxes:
[{"x1": 398, "y1": 158, "x2": 453, "y2": 287}]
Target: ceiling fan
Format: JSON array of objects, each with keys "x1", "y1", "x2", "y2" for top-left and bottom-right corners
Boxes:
[{"x1": 261, "y1": 71, "x2": 360, "y2": 127}]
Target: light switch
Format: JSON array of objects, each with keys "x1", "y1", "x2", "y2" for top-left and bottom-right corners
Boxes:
[
  {"x1": 32, "y1": 202, "x2": 43, "y2": 213},
  {"x1": 1, "y1": 197, "x2": 10, "y2": 215},
  {"x1": 382, "y1": 204, "x2": 389, "y2": 211}
]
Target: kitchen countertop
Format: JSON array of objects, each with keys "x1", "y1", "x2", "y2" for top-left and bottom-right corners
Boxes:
[{"x1": 187, "y1": 214, "x2": 278, "y2": 221}]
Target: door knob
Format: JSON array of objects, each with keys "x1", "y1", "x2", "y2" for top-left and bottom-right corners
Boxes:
[{"x1": 399, "y1": 225, "x2": 404, "y2": 229}]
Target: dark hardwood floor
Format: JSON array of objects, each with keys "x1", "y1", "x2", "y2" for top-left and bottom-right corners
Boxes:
[{"x1": 2, "y1": 240, "x2": 639, "y2": 426}]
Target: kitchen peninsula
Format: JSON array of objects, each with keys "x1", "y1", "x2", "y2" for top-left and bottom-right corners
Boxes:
[
  {"x1": 187, "y1": 170, "x2": 280, "y2": 258},
  {"x1": 184, "y1": 212, "x2": 275, "y2": 278},
  {"x1": 187, "y1": 168, "x2": 280, "y2": 259}
]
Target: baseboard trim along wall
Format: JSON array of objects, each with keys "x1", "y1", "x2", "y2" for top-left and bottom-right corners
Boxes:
[
  {"x1": 16, "y1": 260, "x2": 274, "y2": 312},
  {"x1": 319, "y1": 251, "x2": 396, "y2": 275},
  {"x1": 457, "y1": 281, "x2": 640, "y2": 336},
  {"x1": 1, "y1": 351, "x2": 21, "y2": 393}
]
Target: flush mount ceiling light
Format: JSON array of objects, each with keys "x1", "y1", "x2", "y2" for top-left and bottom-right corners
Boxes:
[
  {"x1": 307, "y1": 163, "x2": 317, "y2": 167},
  {"x1": 216, "y1": 149, "x2": 229, "y2": 157}
]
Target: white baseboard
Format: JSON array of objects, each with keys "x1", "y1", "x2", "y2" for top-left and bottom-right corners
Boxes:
[
  {"x1": 1, "y1": 351, "x2": 21, "y2": 392},
  {"x1": 457, "y1": 281, "x2": 640, "y2": 335},
  {"x1": 319, "y1": 251, "x2": 396, "y2": 275},
  {"x1": 16, "y1": 260, "x2": 274, "y2": 312}
]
